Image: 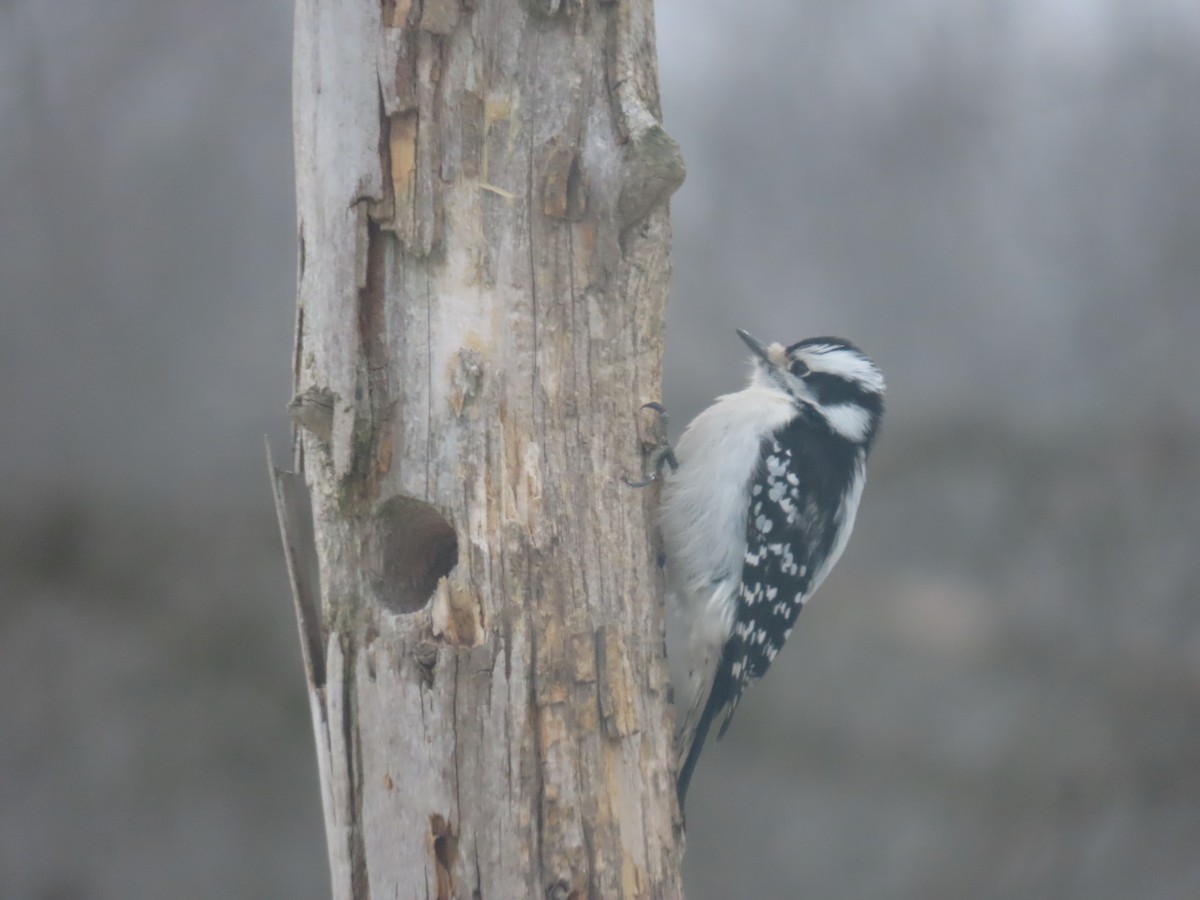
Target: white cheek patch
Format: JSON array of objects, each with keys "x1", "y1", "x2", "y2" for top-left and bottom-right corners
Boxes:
[
  {"x1": 804, "y1": 348, "x2": 887, "y2": 395},
  {"x1": 822, "y1": 402, "x2": 872, "y2": 442}
]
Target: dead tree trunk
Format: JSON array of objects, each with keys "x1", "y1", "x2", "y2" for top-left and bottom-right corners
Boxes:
[{"x1": 270, "y1": 1, "x2": 685, "y2": 896}]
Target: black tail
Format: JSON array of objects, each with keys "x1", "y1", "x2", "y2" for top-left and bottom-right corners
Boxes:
[{"x1": 676, "y1": 665, "x2": 736, "y2": 813}]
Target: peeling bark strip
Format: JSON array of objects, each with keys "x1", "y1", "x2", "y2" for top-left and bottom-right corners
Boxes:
[{"x1": 284, "y1": 0, "x2": 685, "y2": 897}]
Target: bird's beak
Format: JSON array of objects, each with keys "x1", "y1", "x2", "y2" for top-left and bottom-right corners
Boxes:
[{"x1": 736, "y1": 329, "x2": 772, "y2": 363}]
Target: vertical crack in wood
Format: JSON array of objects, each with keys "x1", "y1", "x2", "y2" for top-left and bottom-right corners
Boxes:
[
  {"x1": 581, "y1": 817, "x2": 597, "y2": 900},
  {"x1": 527, "y1": 584, "x2": 546, "y2": 896},
  {"x1": 430, "y1": 813, "x2": 459, "y2": 900},
  {"x1": 526, "y1": 28, "x2": 544, "y2": 446},
  {"x1": 291, "y1": 302, "x2": 307, "y2": 467},
  {"x1": 413, "y1": 31, "x2": 445, "y2": 255},
  {"x1": 451, "y1": 655, "x2": 462, "y2": 821},
  {"x1": 341, "y1": 636, "x2": 370, "y2": 897},
  {"x1": 594, "y1": 625, "x2": 636, "y2": 739},
  {"x1": 425, "y1": 267, "x2": 434, "y2": 496},
  {"x1": 352, "y1": 217, "x2": 393, "y2": 497},
  {"x1": 565, "y1": 219, "x2": 588, "y2": 479},
  {"x1": 542, "y1": 143, "x2": 586, "y2": 222}
]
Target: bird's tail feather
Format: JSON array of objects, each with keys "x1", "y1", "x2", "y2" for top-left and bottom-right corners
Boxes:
[{"x1": 674, "y1": 668, "x2": 729, "y2": 814}]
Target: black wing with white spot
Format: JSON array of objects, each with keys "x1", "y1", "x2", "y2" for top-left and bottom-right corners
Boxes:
[
  {"x1": 674, "y1": 412, "x2": 864, "y2": 805},
  {"x1": 718, "y1": 412, "x2": 855, "y2": 735}
]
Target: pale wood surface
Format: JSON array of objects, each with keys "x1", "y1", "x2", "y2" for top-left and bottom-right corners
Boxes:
[{"x1": 275, "y1": 0, "x2": 685, "y2": 896}]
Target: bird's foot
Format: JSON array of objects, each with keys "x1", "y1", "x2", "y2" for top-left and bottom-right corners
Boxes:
[{"x1": 624, "y1": 402, "x2": 678, "y2": 487}]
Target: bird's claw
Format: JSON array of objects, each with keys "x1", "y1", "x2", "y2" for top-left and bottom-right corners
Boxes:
[{"x1": 624, "y1": 402, "x2": 678, "y2": 487}]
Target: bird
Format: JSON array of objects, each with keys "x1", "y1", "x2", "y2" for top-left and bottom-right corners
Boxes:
[{"x1": 658, "y1": 328, "x2": 886, "y2": 811}]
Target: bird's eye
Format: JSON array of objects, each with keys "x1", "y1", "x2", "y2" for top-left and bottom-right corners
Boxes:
[{"x1": 789, "y1": 359, "x2": 809, "y2": 377}]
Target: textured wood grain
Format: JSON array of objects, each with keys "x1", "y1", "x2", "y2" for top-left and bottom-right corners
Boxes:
[{"x1": 281, "y1": 0, "x2": 685, "y2": 896}]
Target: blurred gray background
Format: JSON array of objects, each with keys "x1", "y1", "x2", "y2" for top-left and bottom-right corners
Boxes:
[{"x1": 3, "y1": 1, "x2": 1199, "y2": 897}]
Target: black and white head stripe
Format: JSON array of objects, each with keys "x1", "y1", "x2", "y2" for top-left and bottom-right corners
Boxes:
[
  {"x1": 786, "y1": 338, "x2": 886, "y2": 397},
  {"x1": 772, "y1": 337, "x2": 886, "y2": 446}
]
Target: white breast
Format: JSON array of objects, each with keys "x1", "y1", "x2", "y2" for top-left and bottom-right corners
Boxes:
[{"x1": 660, "y1": 386, "x2": 797, "y2": 675}]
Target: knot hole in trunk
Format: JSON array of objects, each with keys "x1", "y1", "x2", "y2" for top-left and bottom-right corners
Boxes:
[{"x1": 375, "y1": 495, "x2": 458, "y2": 614}]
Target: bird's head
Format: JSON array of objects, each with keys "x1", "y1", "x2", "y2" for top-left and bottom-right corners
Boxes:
[{"x1": 738, "y1": 329, "x2": 886, "y2": 446}]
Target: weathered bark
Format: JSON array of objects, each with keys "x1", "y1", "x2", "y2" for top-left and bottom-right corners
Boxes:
[{"x1": 271, "y1": 0, "x2": 685, "y2": 897}]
